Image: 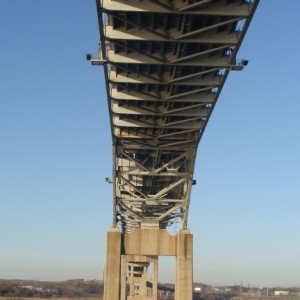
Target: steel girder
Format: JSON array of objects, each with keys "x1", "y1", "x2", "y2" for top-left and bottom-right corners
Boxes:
[{"x1": 94, "y1": 0, "x2": 260, "y2": 234}]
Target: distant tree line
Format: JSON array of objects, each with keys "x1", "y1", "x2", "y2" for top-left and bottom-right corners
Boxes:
[
  {"x1": 1, "y1": 279, "x2": 299, "y2": 300},
  {"x1": 0, "y1": 279, "x2": 103, "y2": 298}
]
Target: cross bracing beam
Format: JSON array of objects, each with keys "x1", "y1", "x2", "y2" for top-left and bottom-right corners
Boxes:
[
  {"x1": 102, "y1": 0, "x2": 255, "y2": 16},
  {"x1": 105, "y1": 27, "x2": 241, "y2": 44},
  {"x1": 105, "y1": 27, "x2": 242, "y2": 44},
  {"x1": 112, "y1": 101, "x2": 210, "y2": 117},
  {"x1": 106, "y1": 51, "x2": 238, "y2": 67},
  {"x1": 110, "y1": 87, "x2": 216, "y2": 103},
  {"x1": 113, "y1": 116, "x2": 205, "y2": 129},
  {"x1": 95, "y1": 0, "x2": 260, "y2": 232},
  {"x1": 105, "y1": 13, "x2": 244, "y2": 41},
  {"x1": 109, "y1": 71, "x2": 222, "y2": 86},
  {"x1": 114, "y1": 127, "x2": 201, "y2": 142}
]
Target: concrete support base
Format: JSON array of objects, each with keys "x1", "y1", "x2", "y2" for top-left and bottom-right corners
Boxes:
[
  {"x1": 103, "y1": 227, "x2": 122, "y2": 300},
  {"x1": 104, "y1": 228, "x2": 193, "y2": 300},
  {"x1": 175, "y1": 229, "x2": 193, "y2": 300},
  {"x1": 121, "y1": 255, "x2": 158, "y2": 300}
]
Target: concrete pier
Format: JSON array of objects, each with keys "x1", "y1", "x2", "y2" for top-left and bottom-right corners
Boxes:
[
  {"x1": 104, "y1": 228, "x2": 192, "y2": 300},
  {"x1": 175, "y1": 229, "x2": 193, "y2": 300},
  {"x1": 103, "y1": 227, "x2": 122, "y2": 300}
]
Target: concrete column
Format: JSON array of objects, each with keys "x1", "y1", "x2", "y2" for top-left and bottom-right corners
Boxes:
[
  {"x1": 104, "y1": 227, "x2": 121, "y2": 300},
  {"x1": 152, "y1": 256, "x2": 158, "y2": 299},
  {"x1": 175, "y1": 229, "x2": 193, "y2": 300},
  {"x1": 120, "y1": 255, "x2": 127, "y2": 300}
]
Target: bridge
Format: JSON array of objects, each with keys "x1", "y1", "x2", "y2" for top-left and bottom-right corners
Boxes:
[{"x1": 89, "y1": 0, "x2": 260, "y2": 299}]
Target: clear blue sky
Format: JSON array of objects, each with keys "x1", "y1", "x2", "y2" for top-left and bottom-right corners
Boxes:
[{"x1": 0, "y1": 1, "x2": 299, "y2": 287}]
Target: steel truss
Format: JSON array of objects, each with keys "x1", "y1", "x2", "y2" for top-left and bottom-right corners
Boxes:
[{"x1": 93, "y1": 0, "x2": 260, "y2": 234}]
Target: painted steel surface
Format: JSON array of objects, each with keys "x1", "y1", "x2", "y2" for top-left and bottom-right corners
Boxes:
[{"x1": 94, "y1": 0, "x2": 260, "y2": 234}]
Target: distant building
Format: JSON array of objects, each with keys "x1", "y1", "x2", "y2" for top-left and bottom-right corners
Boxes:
[
  {"x1": 21, "y1": 286, "x2": 33, "y2": 290},
  {"x1": 275, "y1": 291, "x2": 289, "y2": 296}
]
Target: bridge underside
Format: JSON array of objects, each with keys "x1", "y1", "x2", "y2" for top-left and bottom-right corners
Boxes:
[{"x1": 93, "y1": 0, "x2": 259, "y2": 299}]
